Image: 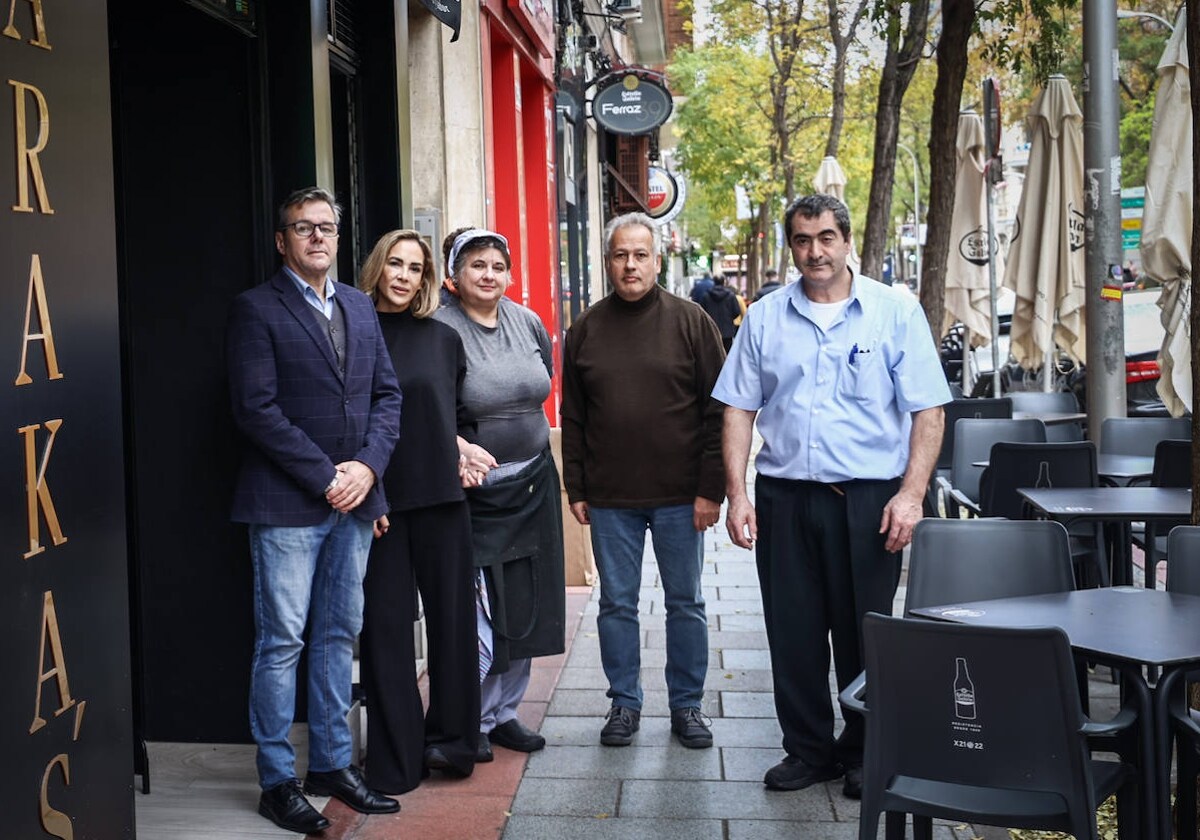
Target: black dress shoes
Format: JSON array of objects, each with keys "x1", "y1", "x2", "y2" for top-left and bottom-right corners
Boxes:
[
  {"x1": 424, "y1": 745, "x2": 472, "y2": 778},
  {"x1": 259, "y1": 780, "x2": 331, "y2": 834},
  {"x1": 842, "y1": 765, "x2": 863, "y2": 799},
  {"x1": 476, "y1": 732, "x2": 494, "y2": 762},
  {"x1": 304, "y1": 766, "x2": 400, "y2": 814},
  {"x1": 489, "y1": 719, "x2": 546, "y2": 752},
  {"x1": 763, "y1": 756, "x2": 842, "y2": 791}
]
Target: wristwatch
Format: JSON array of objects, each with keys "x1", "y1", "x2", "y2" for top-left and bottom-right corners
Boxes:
[{"x1": 325, "y1": 474, "x2": 340, "y2": 494}]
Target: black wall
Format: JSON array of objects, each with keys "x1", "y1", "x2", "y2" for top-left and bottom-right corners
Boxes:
[{"x1": 110, "y1": 0, "x2": 265, "y2": 743}]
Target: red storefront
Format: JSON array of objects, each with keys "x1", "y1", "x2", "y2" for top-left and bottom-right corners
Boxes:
[{"x1": 481, "y1": 0, "x2": 563, "y2": 418}]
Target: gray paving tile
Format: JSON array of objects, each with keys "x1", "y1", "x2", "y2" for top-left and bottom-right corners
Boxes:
[
  {"x1": 719, "y1": 613, "x2": 767, "y2": 632},
  {"x1": 503, "y1": 815, "x2": 725, "y2": 840},
  {"x1": 720, "y1": 690, "x2": 779, "y2": 718},
  {"x1": 706, "y1": 668, "x2": 775, "y2": 692},
  {"x1": 722, "y1": 649, "x2": 773, "y2": 669},
  {"x1": 721, "y1": 746, "x2": 785, "y2": 782},
  {"x1": 511, "y1": 777, "x2": 620, "y2": 817},
  {"x1": 618, "y1": 779, "x2": 836, "y2": 821},
  {"x1": 728, "y1": 820, "x2": 969, "y2": 839},
  {"x1": 710, "y1": 716, "x2": 784, "y2": 748},
  {"x1": 525, "y1": 745, "x2": 721, "y2": 780}
]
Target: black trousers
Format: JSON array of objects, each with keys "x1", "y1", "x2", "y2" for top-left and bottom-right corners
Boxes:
[
  {"x1": 755, "y1": 474, "x2": 902, "y2": 769},
  {"x1": 361, "y1": 500, "x2": 479, "y2": 794}
]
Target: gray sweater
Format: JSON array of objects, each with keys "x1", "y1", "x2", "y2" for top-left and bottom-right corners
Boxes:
[{"x1": 434, "y1": 297, "x2": 553, "y2": 463}]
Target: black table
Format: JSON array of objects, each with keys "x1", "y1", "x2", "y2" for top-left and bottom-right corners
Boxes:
[
  {"x1": 1019, "y1": 486, "x2": 1191, "y2": 586},
  {"x1": 1013, "y1": 409, "x2": 1088, "y2": 426},
  {"x1": 915, "y1": 587, "x2": 1200, "y2": 840},
  {"x1": 971, "y1": 454, "x2": 1154, "y2": 485}
]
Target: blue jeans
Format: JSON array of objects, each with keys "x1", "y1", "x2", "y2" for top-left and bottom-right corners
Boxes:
[
  {"x1": 248, "y1": 512, "x2": 373, "y2": 789},
  {"x1": 589, "y1": 504, "x2": 707, "y2": 711}
]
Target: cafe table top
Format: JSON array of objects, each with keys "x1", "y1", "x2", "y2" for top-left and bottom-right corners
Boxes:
[
  {"x1": 912, "y1": 587, "x2": 1200, "y2": 667},
  {"x1": 1017, "y1": 485, "x2": 1191, "y2": 521},
  {"x1": 1013, "y1": 410, "x2": 1088, "y2": 426}
]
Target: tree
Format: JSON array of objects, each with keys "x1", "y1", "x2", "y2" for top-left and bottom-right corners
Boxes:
[{"x1": 859, "y1": 0, "x2": 932, "y2": 280}]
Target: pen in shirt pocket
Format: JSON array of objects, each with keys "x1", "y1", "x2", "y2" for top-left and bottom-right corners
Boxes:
[{"x1": 848, "y1": 343, "x2": 873, "y2": 365}]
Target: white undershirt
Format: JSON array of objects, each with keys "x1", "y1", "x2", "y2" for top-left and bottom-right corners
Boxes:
[{"x1": 807, "y1": 297, "x2": 850, "y2": 332}]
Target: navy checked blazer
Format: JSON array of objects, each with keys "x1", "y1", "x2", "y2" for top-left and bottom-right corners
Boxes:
[{"x1": 226, "y1": 270, "x2": 403, "y2": 526}]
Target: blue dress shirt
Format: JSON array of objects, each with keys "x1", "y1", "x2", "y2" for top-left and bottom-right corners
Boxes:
[
  {"x1": 283, "y1": 266, "x2": 337, "y2": 320},
  {"x1": 712, "y1": 274, "x2": 951, "y2": 483}
]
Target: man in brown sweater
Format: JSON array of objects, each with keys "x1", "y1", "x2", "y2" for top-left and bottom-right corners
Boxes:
[{"x1": 562, "y1": 212, "x2": 726, "y2": 749}]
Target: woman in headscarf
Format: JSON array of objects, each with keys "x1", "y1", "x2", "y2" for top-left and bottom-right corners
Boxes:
[
  {"x1": 435, "y1": 228, "x2": 565, "y2": 760},
  {"x1": 358, "y1": 229, "x2": 493, "y2": 793}
]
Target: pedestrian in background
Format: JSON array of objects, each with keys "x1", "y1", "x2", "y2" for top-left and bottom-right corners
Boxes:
[
  {"x1": 226, "y1": 187, "x2": 402, "y2": 833},
  {"x1": 714, "y1": 194, "x2": 948, "y2": 799},
  {"x1": 699, "y1": 274, "x2": 742, "y2": 352},
  {"x1": 435, "y1": 228, "x2": 565, "y2": 760},
  {"x1": 753, "y1": 269, "x2": 783, "y2": 301},
  {"x1": 562, "y1": 212, "x2": 725, "y2": 750},
  {"x1": 357, "y1": 229, "x2": 484, "y2": 793}
]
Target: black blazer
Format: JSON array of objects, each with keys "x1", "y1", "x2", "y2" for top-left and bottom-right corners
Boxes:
[{"x1": 226, "y1": 270, "x2": 403, "y2": 526}]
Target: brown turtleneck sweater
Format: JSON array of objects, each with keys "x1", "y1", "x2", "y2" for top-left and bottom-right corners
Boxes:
[{"x1": 561, "y1": 283, "x2": 727, "y2": 508}]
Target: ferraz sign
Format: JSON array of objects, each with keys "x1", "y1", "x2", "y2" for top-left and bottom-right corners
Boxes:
[
  {"x1": 591, "y1": 72, "x2": 672, "y2": 135},
  {"x1": 647, "y1": 166, "x2": 686, "y2": 224},
  {"x1": 1, "y1": 0, "x2": 134, "y2": 836}
]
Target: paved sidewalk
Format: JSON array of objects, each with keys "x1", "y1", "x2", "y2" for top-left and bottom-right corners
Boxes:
[{"x1": 500, "y1": 527, "x2": 981, "y2": 840}]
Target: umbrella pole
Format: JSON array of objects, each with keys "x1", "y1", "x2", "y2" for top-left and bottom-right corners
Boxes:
[
  {"x1": 985, "y1": 163, "x2": 1002, "y2": 398},
  {"x1": 962, "y1": 329, "x2": 972, "y2": 394},
  {"x1": 1043, "y1": 347, "x2": 1055, "y2": 391}
]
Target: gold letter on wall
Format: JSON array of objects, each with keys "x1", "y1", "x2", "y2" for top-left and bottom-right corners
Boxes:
[
  {"x1": 3, "y1": 0, "x2": 51, "y2": 49},
  {"x1": 9, "y1": 80, "x2": 52, "y2": 214},
  {"x1": 19, "y1": 419, "x2": 66, "y2": 559},
  {"x1": 15, "y1": 254, "x2": 62, "y2": 385},
  {"x1": 39, "y1": 754, "x2": 73, "y2": 840},
  {"x1": 29, "y1": 590, "x2": 76, "y2": 735}
]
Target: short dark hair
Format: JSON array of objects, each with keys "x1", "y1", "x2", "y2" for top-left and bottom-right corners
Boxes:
[
  {"x1": 442, "y1": 226, "x2": 476, "y2": 276},
  {"x1": 277, "y1": 186, "x2": 341, "y2": 229},
  {"x1": 765, "y1": 269, "x2": 778, "y2": 279},
  {"x1": 784, "y1": 194, "x2": 851, "y2": 241}
]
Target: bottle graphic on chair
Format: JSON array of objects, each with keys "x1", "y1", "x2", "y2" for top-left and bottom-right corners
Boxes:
[{"x1": 954, "y1": 657, "x2": 976, "y2": 719}]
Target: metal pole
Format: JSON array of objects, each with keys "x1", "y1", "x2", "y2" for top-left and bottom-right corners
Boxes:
[
  {"x1": 1082, "y1": 0, "x2": 1127, "y2": 442},
  {"x1": 897, "y1": 143, "x2": 921, "y2": 289},
  {"x1": 985, "y1": 164, "x2": 1002, "y2": 398},
  {"x1": 1115, "y1": 9, "x2": 1175, "y2": 30}
]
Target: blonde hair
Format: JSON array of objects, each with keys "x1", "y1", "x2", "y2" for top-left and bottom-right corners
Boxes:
[{"x1": 358, "y1": 230, "x2": 439, "y2": 319}]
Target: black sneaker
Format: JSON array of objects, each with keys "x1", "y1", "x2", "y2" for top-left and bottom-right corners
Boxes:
[
  {"x1": 600, "y1": 705, "x2": 640, "y2": 746},
  {"x1": 842, "y1": 764, "x2": 863, "y2": 799},
  {"x1": 670, "y1": 707, "x2": 713, "y2": 749}
]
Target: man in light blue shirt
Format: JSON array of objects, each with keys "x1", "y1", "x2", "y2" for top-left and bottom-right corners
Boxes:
[{"x1": 713, "y1": 194, "x2": 948, "y2": 799}]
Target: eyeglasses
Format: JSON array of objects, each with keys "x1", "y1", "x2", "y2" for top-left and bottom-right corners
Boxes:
[{"x1": 280, "y1": 220, "x2": 340, "y2": 238}]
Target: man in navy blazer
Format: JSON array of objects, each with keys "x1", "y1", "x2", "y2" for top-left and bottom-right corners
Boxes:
[{"x1": 227, "y1": 187, "x2": 402, "y2": 833}]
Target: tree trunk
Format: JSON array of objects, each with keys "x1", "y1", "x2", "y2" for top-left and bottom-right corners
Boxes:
[
  {"x1": 860, "y1": 0, "x2": 930, "y2": 279},
  {"x1": 919, "y1": 0, "x2": 974, "y2": 341}
]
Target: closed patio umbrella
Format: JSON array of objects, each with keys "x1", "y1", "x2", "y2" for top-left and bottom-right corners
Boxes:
[
  {"x1": 1003, "y1": 75, "x2": 1087, "y2": 375},
  {"x1": 812, "y1": 156, "x2": 847, "y2": 201},
  {"x1": 943, "y1": 112, "x2": 996, "y2": 349},
  {"x1": 1142, "y1": 11, "x2": 1191, "y2": 416}
]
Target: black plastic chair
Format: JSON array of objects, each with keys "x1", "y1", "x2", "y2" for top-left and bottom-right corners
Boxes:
[
  {"x1": 936, "y1": 417, "x2": 1045, "y2": 518},
  {"x1": 1131, "y1": 439, "x2": 1191, "y2": 588},
  {"x1": 927, "y1": 398, "x2": 1013, "y2": 515},
  {"x1": 1008, "y1": 390, "x2": 1084, "y2": 442},
  {"x1": 904, "y1": 519, "x2": 1076, "y2": 615},
  {"x1": 1100, "y1": 417, "x2": 1191, "y2": 458},
  {"x1": 979, "y1": 440, "x2": 1106, "y2": 587},
  {"x1": 1167, "y1": 526, "x2": 1200, "y2": 840},
  {"x1": 844, "y1": 614, "x2": 1139, "y2": 840}
]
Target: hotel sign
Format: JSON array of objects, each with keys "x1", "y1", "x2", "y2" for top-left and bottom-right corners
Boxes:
[
  {"x1": 591, "y1": 72, "x2": 672, "y2": 136},
  {"x1": 1, "y1": 1, "x2": 134, "y2": 837}
]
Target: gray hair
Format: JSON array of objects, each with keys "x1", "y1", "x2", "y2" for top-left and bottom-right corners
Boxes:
[
  {"x1": 603, "y1": 212, "x2": 662, "y2": 257},
  {"x1": 784, "y1": 194, "x2": 851, "y2": 241},
  {"x1": 277, "y1": 186, "x2": 342, "y2": 229}
]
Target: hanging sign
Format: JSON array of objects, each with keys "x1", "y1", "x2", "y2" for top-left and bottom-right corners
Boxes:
[
  {"x1": 647, "y1": 167, "x2": 686, "y2": 224},
  {"x1": 419, "y1": 0, "x2": 463, "y2": 41},
  {"x1": 591, "y1": 72, "x2": 673, "y2": 135}
]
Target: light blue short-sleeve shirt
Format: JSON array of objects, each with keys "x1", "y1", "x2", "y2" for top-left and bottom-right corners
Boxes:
[{"x1": 712, "y1": 274, "x2": 951, "y2": 483}]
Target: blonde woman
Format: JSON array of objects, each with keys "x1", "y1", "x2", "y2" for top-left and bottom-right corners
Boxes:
[{"x1": 358, "y1": 230, "x2": 492, "y2": 792}]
